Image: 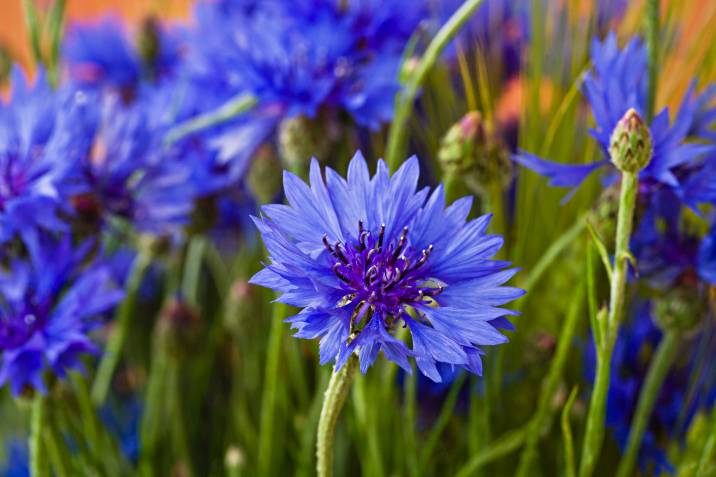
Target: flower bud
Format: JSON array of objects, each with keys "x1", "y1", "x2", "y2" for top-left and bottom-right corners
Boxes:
[
  {"x1": 438, "y1": 111, "x2": 513, "y2": 193},
  {"x1": 158, "y1": 298, "x2": 203, "y2": 357},
  {"x1": 653, "y1": 286, "x2": 707, "y2": 336},
  {"x1": 248, "y1": 145, "x2": 282, "y2": 204},
  {"x1": 609, "y1": 108, "x2": 653, "y2": 173},
  {"x1": 278, "y1": 114, "x2": 337, "y2": 174}
]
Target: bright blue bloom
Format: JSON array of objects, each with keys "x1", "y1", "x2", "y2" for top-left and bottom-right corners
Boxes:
[
  {"x1": 250, "y1": 152, "x2": 523, "y2": 381},
  {"x1": 0, "y1": 233, "x2": 123, "y2": 396},
  {"x1": 514, "y1": 33, "x2": 716, "y2": 203},
  {"x1": 0, "y1": 68, "x2": 90, "y2": 242},
  {"x1": 68, "y1": 85, "x2": 224, "y2": 236},
  {"x1": 1, "y1": 439, "x2": 28, "y2": 477},
  {"x1": 188, "y1": 0, "x2": 424, "y2": 130},
  {"x1": 585, "y1": 304, "x2": 716, "y2": 474},
  {"x1": 64, "y1": 16, "x2": 183, "y2": 95}
]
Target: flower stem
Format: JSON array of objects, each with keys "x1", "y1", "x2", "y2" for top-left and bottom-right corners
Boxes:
[
  {"x1": 579, "y1": 171, "x2": 639, "y2": 477},
  {"x1": 645, "y1": 0, "x2": 659, "y2": 122},
  {"x1": 257, "y1": 301, "x2": 288, "y2": 476},
  {"x1": 92, "y1": 250, "x2": 152, "y2": 405},
  {"x1": 615, "y1": 330, "x2": 680, "y2": 477},
  {"x1": 316, "y1": 354, "x2": 359, "y2": 477},
  {"x1": 455, "y1": 426, "x2": 528, "y2": 477},
  {"x1": 385, "y1": 0, "x2": 485, "y2": 171},
  {"x1": 164, "y1": 93, "x2": 257, "y2": 145},
  {"x1": 29, "y1": 393, "x2": 49, "y2": 477},
  {"x1": 515, "y1": 284, "x2": 584, "y2": 477}
]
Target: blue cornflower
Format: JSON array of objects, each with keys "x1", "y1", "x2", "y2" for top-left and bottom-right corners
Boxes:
[
  {"x1": 250, "y1": 152, "x2": 523, "y2": 381},
  {"x1": 68, "y1": 85, "x2": 223, "y2": 236},
  {"x1": 0, "y1": 68, "x2": 91, "y2": 242},
  {"x1": 64, "y1": 16, "x2": 183, "y2": 96},
  {"x1": 514, "y1": 33, "x2": 716, "y2": 203},
  {"x1": 0, "y1": 233, "x2": 123, "y2": 396},
  {"x1": 188, "y1": 0, "x2": 424, "y2": 130},
  {"x1": 585, "y1": 304, "x2": 716, "y2": 474}
]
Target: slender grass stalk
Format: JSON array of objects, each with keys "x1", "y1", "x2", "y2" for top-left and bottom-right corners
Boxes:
[
  {"x1": 455, "y1": 426, "x2": 528, "y2": 477},
  {"x1": 317, "y1": 354, "x2": 359, "y2": 477},
  {"x1": 579, "y1": 171, "x2": 639, "y2": 477},
  {"x1": 645, "y1": 0, "x2": 659, "y2": 122},
  {"x1": 164, "y1": 93, "x2": 257, "y2": 145},
  {"x1": 297, "y1": 368, "x2": 330, "y2": 477},
  {"x1": 92, "y1": 250, "x2": 152, "y2": 405},
  {"x1": 182, "y1": 236, "x2": 208, "y2": 307},
  {"x1": 44, "y1": 411, "x2": 71, "y2": 477},
  {"x1": 403, "y1": 368, "x2": 419, "y2": 477},
  {"x1": 385, "y1": 0, "x2": 485, "y2": 171},
  {"x1": 561, "y1": 387, "x2": 579, "y2": 477},
  {"x1": 46, "y1": 0, "x2": 66, "y2": 86},
  {"x1": 30, "y1": 393, "x2": 49, "y2": 477},
  {"x1": 257, "y1": 301, "x2": 288, "y2": 476},
  {"x1": 21, "y1": 0, "x2": 43, "y2": 68},
  {"x1": 615, "y1": 330, "x2": 681, "y2": 477},
  {"x1": 352, "y1": 374, "x2": 384, "y2": 476},
  {"x1": 515, "y1": 284, "x2": 584, "y2": 477},
  {"x1": 418, "y1": 372, "x2": 468, "y2": 475},
  {"x1": 696, "y1": 413, "x2": 716, "y2": 476}
]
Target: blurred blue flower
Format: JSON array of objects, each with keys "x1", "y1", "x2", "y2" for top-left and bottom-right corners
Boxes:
[
  {"x1": 0, "y1": 68, "x2": 90, "y2": 242},
  {"x1": 68, "y1": 85, "x2": 226, "y2": 236},
  {"x1": 99, "y1": 397, "x2": 142, "y2": 463},
  {"x1": 1, "y1": 439, "x2": 28, "y2": 477},
  {"x1": 188, "y1": 0, "x2": 424, "y2": 129},
  {"x1": 0, "y1": 233, "x2": 123, "y2": 396},
  {"x1": 514, "y1": 33, "x2": 716, "y2": 203},
  {"x1": 585, "y1": 304, "x2": 716, "y2": 474},
  {"x1": 64, "y1": 16, "x2": 184, "y2": 96},
  {"x1": 251, "y1": 152, "x2": 523, "y2": 381}
]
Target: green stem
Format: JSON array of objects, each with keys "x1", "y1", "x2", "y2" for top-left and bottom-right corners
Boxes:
[
  {"x1": 44, "y1": 410, "x2": 71, "y2": 477},
  {"x1": 403, "y1": 368, "x2": 419, "y2": 477},
  {"x1": 385, "y1": 0, "x2": 485, "y2": 171},
  {"x1": 182, "y1": 236, "x2": 208, "y2": 307},
  {"x1": 645, "y1": 0, "x2": 659, "y2": 122},
  {"x1": 164, "y1": 93, "x2": 257, "y2": 145},
  {"x1": 30, "y1": 393, "x2": 49, "y2": 477},
  {"x1": 515, "y1": 285, "x2": 584, "y2": 477},
  {"x1": 257, "y1": 301, "x2": 288, "y2": 476},
  {"x1": 21, "y1": 0, "x2": 43, "y2": 69},
  {"x1": 561, "y1": 387, "x2": 579, "y2": 477},
  {"x1": 92, "y1": 251, "x2": 152, "y2": 405},
  {"x1": 696, "y1": 413, "x2": 716, "y2": 475},
  {"x1": 615, "y1": 330, "x2": 680, "y2": 477},
  {"x1": 316, "y1": 354, "x2": 359, "y2": 477},
  {"x1": 579, "y1": 171, "x2": 639, "y2": 477},
  {"x1": 455, "y1": 426, "x2": 528, "y2": 477}
]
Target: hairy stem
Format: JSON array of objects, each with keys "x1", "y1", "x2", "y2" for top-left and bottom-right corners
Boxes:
[
  {"x1": 316, "y1": 354, "x2": 359, "y2": 477},
  {"x1": 579, "y1": 171, "x2": 639, "y2": 477}
]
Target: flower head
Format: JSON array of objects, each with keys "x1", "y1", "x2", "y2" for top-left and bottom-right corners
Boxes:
[
  {"x1": 0, "y1": 233, "x2": 123, "y2": 396},
  {"x1": 251, "y1": 152, "x2": 523, "y2": 381},
  {"x1": 0, "y1": 68, "x2": 89, "y2": 242},
  {"x1": 514, "y1": 33, "x2": 716, "y2": 204},
  {"x1": 64, "y1": 16, "x2": 183, "y2": 97},
  {"x1": 188, "y1": 0, "x2": 423, "y2": 129}
]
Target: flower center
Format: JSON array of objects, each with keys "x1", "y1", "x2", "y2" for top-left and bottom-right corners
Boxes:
[{"x1": 325, "y1": 221, "x2": 442, "y2": 330}]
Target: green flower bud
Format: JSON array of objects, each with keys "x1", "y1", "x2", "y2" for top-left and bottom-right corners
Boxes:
[
  {"x1": 653, "y1": 286, "x2": 708, "y2": 336},
  {"x1": 138, "y1": 17, "x2": 161, "y2": 78},
  {"x1": 278, "y1": 114, "x2": 337, "y2": 174},
  {"x1": 438, "y1": 111, "x2": 513, "y2": 194},
  {"x1": 248, "y1": 145, "x2": 283, "y2": 204},
  {"x1": 609, "y1": 108, "x2": 653, "y2": 173},
  {"x1": 158, "y1": 298, "x2": 203, "y2": 357}
]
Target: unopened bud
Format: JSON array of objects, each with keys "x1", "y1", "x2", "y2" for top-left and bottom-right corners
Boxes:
[
  {"x1": 158, "y1": 298, "x2": 202, "y2": 356},
  {"x1": 609, "y1": 108, "x2": 653, "y2": 173},
  {"x1": 653, "y1": 286, "x2": 707, "y2": 336},
  {"x1": 248, "y1": 145, "x2": 282, "y2": 204},
  {"x1": 278, "y1": 114, "x2": 337, "y2": 174},
  {"x1": 438, "y1": 111, "x2": 513, "y2": 193}
]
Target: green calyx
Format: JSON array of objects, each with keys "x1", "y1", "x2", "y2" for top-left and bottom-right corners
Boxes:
[{"x1": 609, "y1": 108, "x2": 654, "y2": 173}]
